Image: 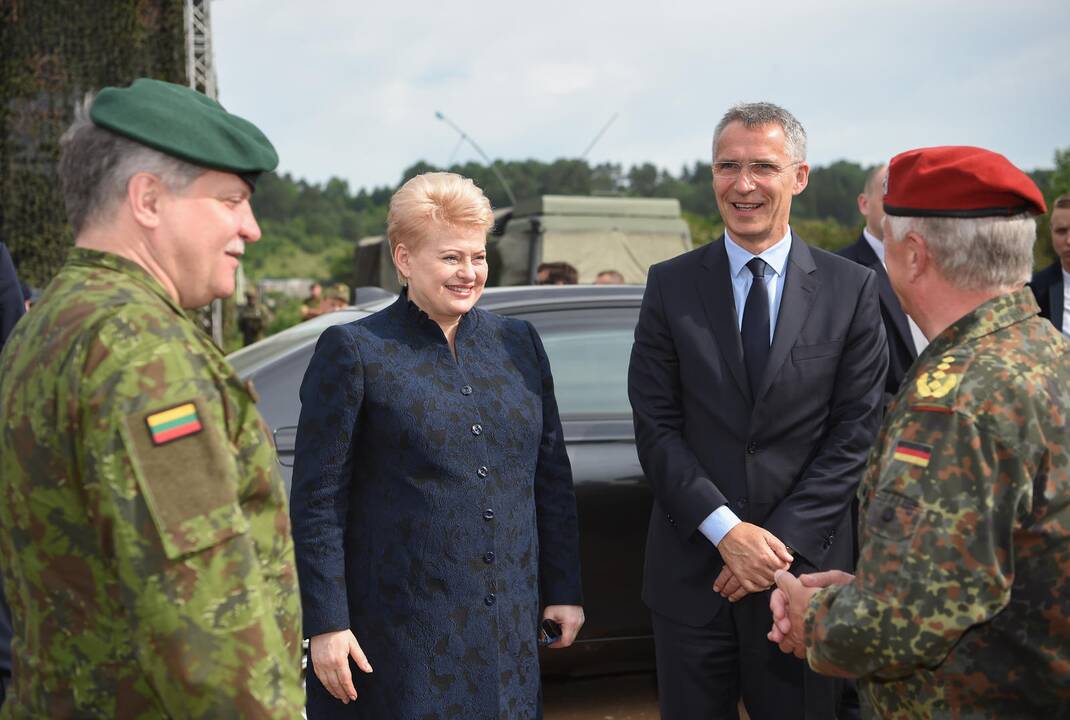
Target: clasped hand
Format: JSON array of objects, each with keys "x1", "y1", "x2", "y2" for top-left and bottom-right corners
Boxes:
[
  {"x1": 767, "y1": 569, "x2": 854, "y2": 659},
  {"x1": 712, "y1": 522, "x2": 794, "y2": 601}
]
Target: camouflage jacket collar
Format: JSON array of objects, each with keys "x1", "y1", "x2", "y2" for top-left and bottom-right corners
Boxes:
[
  {"x1": 919, "y1": 287, "x2": 1040, "y2": 363},
  {"x1": 67, "y1": 247, "x2": 185, "y2": 318}
]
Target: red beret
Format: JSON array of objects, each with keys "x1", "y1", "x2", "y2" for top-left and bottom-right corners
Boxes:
[{"x1": 884, "y1": 146, "x2": 1046, "y2": 218}]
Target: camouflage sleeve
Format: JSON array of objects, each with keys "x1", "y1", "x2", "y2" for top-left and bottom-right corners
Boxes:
[
  {"x1": 78, "y1": 321, "x2": 303, "y2": 717},
  {"x1": 802, "y1": 407, "x2": 1028, "y2": 679}
]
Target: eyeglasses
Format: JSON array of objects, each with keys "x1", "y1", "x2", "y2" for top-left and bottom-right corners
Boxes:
[{"x1": 712, "y1": 160, "x2": 801, "y2": 180}]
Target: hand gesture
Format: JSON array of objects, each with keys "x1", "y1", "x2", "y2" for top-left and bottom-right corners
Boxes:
[{"x1": 309, "y1": 628, "x2": 374, "y2": 704}]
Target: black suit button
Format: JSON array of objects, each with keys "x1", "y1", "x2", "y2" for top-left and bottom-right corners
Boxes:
[
  {"x1": 471, "y1": 424, "x2": 482, "y2": 436},
  {"x1": 484, "y1": 593, "x2": 496, "y2": 606},
  {"x1": 737, "y1": 498, "x2": 748, "y2": 508},
  {"x1": 483, "y1": 509, "x2": 495, "y2": 521},
  {"x1": 477, "y1": 466, "x2": 488, "y2": 478},
  {"x1": 881, "y1": 507, "x2": 895, "y2": 523},
  {"x1": 461, "y1": 385, "x2": 473, "y2": 396},
  {"x1": 746, "y1": 441, "x2": 758, "y2": 454},
  {"x1": 483, "y1": 552, "x2": 495, "y2": 564}
]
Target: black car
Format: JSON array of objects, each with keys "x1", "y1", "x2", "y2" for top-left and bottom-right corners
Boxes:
[{"x1": 228, "y1": 284, "x2": 654, "y2": 676}]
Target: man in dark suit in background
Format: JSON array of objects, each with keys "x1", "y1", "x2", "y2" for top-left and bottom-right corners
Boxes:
[
  {"x1": 0, "y1": 239, "x2": 24, "y2": 706},
  {"x1": 628, "y1": 102, "x2": 887, "y2": 720},
  {"x1": 1030, "y1": 193, "x2": 1069, "y2": 337},
  {"x1": 837, "y1": 165, "x2": 926, "y2": 402}
]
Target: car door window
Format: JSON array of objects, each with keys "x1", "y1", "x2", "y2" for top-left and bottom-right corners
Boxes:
[{"x1": 511, "y1": 308, "x2": 638, "y2": 418}]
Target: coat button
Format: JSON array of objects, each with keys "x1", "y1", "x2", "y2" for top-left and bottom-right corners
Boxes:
[
  {"x1": 477, "y1": 466, "x2": 488, "y2": 478},
  {"x1": 483, "y1": 509, "x2": 495, "y2": 520},
  {"x1": 881, "y1": 507, "x2": 895, "y2": 523},
  {"x1": 483, "y1": 551, "x2": 496, "y2": 564},
  {"x1": 484, "y1": 593, "x2": 496, "y2": 606},
  {"x1": 737, "y1": 498, "x2": 748, "y2": 508},
  {"x1": 461, "y1": 385, "x2": 473, "y2": 396},
  {"x1": 746, "y1": 441, "x2": 758, "y2": 454},
  {"x1": 471, "y1": 424, "x2": 482, "y2": 436}
]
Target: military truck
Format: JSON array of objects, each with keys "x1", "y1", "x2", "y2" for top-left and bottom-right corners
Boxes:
[{"x1": 353, "y1": 194, "x2": 692, "y2": 289}]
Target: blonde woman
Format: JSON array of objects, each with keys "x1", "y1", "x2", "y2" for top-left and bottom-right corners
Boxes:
[{"x1": 290, "y1": 173, "x2": 584, "y2": 718}]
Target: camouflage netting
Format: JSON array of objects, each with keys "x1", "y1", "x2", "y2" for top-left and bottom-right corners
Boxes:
[{"x1": 0, "y1": 0, "x2": 187, "y2": 287}]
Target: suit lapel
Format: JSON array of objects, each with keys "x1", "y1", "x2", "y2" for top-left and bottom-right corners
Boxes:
[
  {"x1": 756, "y1": 232, "x2": 819, "y2": 403},
  {"x1": 1050, "y1": 279, "x2": 1064, "y2": 331},
  {"x1": 852, "y1": 237, "x2": 916, "y2": 357},
  {"x1": 698, "y1": 240, "x2": 751, "y2": 402}
]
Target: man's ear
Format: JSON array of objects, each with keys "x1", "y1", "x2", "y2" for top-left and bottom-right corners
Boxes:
[
  {"x1": 127, "y1": 172, "x2": 164, "y2": 229},
  {"x1": 904, "y1": 230, "x2": 929, "y2": 282},
  {"x1": 792, "y1": 162, "x2": 810, "y2": 196}
]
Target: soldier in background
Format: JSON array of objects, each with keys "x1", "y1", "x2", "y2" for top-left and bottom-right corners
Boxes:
[
  {"x1": 0, "y1": 78, "x2": 303, "y2": 716},
  {"x1": 536, "y1": 261, "x2": 578, "y2": 285},
  {"x1": 300, "y1": 280, "x2": 325, "y2": 320},
  {"x1": 594, "y1": 269, "x2": 625, "y2": 285},
  {"x1": 238, "y1": 286, "x2": 272, "y2": 346},
  {"x1": 769, "y1": 146, "x2": 1070, "y2": 717}
]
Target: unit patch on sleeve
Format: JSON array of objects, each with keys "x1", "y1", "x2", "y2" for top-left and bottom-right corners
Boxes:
[
  {"x1": 145, "y1": 402, "x2": 203, "y2": 445},
  {"x1": 893, "y1": 440, "x2": 932, "y2": 468}
]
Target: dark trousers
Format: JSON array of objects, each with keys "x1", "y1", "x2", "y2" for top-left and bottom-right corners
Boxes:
[{"x1": 652, "y1": 592, "x2": 839, "y2": 720}]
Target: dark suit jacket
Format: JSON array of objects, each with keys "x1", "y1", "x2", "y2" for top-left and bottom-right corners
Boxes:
[
  {"x1": 290, "y1": 294, "x2": 582, "y2": 719},
  {"x1": 0, "y1": 242, "x2": 23, "y2": 349},
  {"x1": 837, "y1": 234, "x2": 917, "y2": 400},
  {"x1": 628, "y1": 233, "x2": 887, "y2": 627},
  {"x1": 1030, "y1": 261, "x2": 1065, "y2": 332}
]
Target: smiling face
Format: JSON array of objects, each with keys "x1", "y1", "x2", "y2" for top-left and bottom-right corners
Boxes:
[
  {"x1": 712, "y1": 121, "x2": 809, "y2": 252},
  {"x1": 394, "y1": 222, "x2": 488, "y2": 327},
  {"x1": 154, "y1": 170, "x2": 261, "y2": 308}
]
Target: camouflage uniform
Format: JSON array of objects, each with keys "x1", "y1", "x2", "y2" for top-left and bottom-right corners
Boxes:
[
  {"x1": 802, "y1": 288, "x2": 1070, "y2": 718},
  {"x1": 0, "y1": 248, "x2": 303, "y2": 717}
]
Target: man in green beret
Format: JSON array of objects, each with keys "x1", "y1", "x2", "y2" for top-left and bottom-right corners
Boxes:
[{"x1": 0, "y1": 78, "x2": 303, "y2": 716}]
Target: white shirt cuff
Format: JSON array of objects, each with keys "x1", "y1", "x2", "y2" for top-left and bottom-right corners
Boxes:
[{"x1": 698, "y1": 505, "x2": 742, "y2": 546}]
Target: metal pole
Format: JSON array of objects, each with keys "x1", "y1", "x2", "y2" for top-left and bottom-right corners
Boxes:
[{"x1": 435, "y1": 111, "x2": 518, "y2": 207}]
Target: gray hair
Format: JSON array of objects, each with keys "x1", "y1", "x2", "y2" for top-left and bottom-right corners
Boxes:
[
  {"x1": 885, "y1": 213, "x2": 1036, "y2": 291},
  {"x1": 59, "y1": 96, "x2": 205, "y2": 236},
  {"x1": 712, "y1": 102, "x2": 807, "y2": 163}
]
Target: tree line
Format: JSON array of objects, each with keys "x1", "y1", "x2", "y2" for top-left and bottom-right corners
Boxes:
[{"x1": 246, "y1": 154, "x2": 1065, "y2": 283}]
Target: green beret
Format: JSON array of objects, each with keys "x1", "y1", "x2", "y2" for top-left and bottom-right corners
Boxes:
[{"x1": 90, "y1": 78, "x2": 278, "y2": 184}]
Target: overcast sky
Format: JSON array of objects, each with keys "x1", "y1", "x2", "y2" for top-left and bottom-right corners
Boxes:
[{"x1": 211, "y1": 0, "x2": 1069, "y2": 193}]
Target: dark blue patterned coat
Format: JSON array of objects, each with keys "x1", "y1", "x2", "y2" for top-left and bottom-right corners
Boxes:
[{"x1": 290, "y1": 294, "x2": 583, "y2": 719}]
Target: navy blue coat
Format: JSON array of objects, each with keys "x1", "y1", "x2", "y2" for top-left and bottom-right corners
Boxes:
[{"x1": 290, "y1": 294, "x2": 582, "y2": 719}]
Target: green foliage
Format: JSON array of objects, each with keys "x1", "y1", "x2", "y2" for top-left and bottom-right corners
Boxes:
[{"x1": 0, "y1": 0, "x2": 187, "y2": 287}]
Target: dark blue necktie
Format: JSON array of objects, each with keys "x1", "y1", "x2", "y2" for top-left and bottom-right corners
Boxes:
[{"x1": 742, "y1": 257, "x2": 770, "y2": 396}]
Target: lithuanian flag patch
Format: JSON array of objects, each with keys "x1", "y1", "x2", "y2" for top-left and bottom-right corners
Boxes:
[
  {"x1": 893, "y1": 440, "x2": 932, "y2": 468},
  {"x1": 145, "y1": 403, "x2": 203, "y2": 446}
]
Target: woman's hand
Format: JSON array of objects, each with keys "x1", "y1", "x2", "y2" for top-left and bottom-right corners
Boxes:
[
  {"x1": 542, "y1": 605, "x2": 585, "y2": 648},
  {"x1": 309, "y1": 629, "x2": 373, "y2": 704}
]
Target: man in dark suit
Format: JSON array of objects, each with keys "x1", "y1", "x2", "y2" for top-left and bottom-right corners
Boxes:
[
  {"x1": 0, "y1": 240, "x2": 24, "y2": 706},
  {"x1": 628, "y1": 102, "x2": 887, "y2": 720},
  {"x1": 1030, "y1": 193, "x2": 1069, "y2": 336},
  {"x1": 837, "y1": 165, "x2": 925, "y2": 403}
]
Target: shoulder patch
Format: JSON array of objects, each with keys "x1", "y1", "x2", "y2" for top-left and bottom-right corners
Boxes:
[
  {"x1": 913, "y1": 354, "x2": 963, "y2": 402},
  {"x1": 146, "y1": 402, "x2": 202, "y2": 445}
]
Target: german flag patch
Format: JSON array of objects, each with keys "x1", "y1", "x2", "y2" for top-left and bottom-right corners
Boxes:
[
  {"x1": 893, "y1": 440, "x2": 932, "y2": 468},
  {"x1": 145, "y1": 402, "x2": 203, "y2": 446}
]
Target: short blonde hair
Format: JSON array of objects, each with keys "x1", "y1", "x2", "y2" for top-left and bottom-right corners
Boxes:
[{"x1": 387, "y1": 172, "x2": 494, "y2": 284}]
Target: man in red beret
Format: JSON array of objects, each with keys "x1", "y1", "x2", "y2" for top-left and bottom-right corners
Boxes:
[{"x1": 767, "y1": 146, "x2": 1070, "y2": 717}]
